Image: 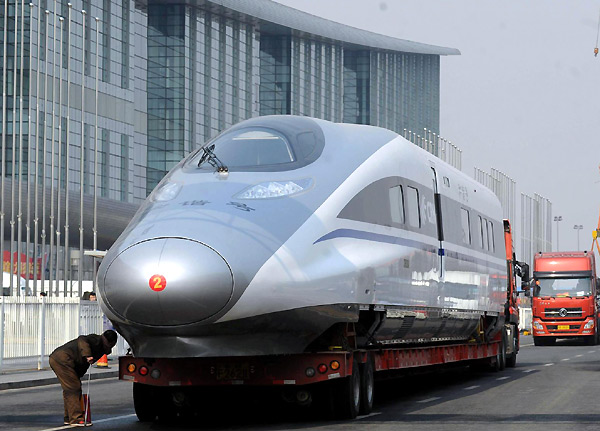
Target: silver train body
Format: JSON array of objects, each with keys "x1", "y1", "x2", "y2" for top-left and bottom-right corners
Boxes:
[{"x1": 97, "y1": 116, "x2": 507, "y2": 358}]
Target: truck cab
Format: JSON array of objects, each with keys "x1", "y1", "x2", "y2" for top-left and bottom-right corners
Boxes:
[{"x1": 531, "y1": 252, "x2": 598, "y2": 346}]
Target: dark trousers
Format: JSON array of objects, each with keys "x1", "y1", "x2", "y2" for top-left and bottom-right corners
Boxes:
[{"x1": 49, "y1": 351, "x2": 84, "y2": 424}]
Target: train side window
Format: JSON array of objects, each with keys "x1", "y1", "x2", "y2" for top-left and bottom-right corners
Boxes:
[
  {"x1": 443, "y1": 176, "x2": 450, "y2": 187},
  {"x1": 461, "y1": 208, "x2": 471, "y2": 244},
  {"x1": 478, "y1": 216, "x2": 485, "y2": 249},
  {"x1": 488, "y1": 221, "x2": 495, "y2": 252},
  {"x1": 389, "y1": 185, "x2": 405, "y2": 224},
  {"x1": 406, "y1": 187, "x2": 421, "y2": 228},
  {"x1": 482, "y1": 218, "x2": 489, "y2": 250}
]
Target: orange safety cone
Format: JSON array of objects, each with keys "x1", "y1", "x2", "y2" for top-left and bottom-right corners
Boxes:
[{"x1": 95, "y1": 354, "x2": 109, "y2": 368}]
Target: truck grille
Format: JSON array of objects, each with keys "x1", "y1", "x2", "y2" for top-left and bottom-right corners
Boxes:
[
  {"x1": 544, "y1": 308, "x2": 583, "y2": 318},
  {"x1": 547, "y1": 325, "x2": 581, "y2": 331}
]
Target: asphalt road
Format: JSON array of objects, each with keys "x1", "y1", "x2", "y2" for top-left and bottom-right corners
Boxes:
[{"x1": 3, "y1": 335, "x2": 600, "y2": 431}]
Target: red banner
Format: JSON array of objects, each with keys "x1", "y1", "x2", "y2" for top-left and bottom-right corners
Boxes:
[{"x1": 2, "y1": 251, "x2": 45, "y2": 280}]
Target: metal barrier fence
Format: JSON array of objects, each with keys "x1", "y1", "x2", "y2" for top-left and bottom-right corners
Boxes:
[
  {"x1": 0, "y1": 297, "x2": 127, "y2": 373},
  {"x1": 519, "y1": 307, "x2": 532, "y2": 332}
]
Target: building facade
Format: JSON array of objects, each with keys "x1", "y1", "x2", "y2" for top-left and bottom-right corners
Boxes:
[{"x1": 1, "y1": 0, "x2": 458, "y2": 202}]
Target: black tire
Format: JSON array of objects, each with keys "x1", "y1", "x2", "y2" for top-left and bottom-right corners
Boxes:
[
  {"x1": 359, "y1": 355, "x2": 375, "y2": 415},
  {"x1": 585, "y1": 333, "x2": 597, "y2": 346},
  {"x1": 334, "y1": 357, "x2": 361, "y2": 419},
  {"x1": 133, "y1": 382, "x2": 158, "y2": 422},
  {"x1": 506, "y1": 327, "x2": 518, "y2": 368},
  {"x1": 492, "y1": 332, "x2": 506, "y2": 372}
]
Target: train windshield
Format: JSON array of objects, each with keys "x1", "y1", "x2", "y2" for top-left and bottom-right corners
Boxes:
[
  {"x1": 188, "y1": 122, "x2": 324, "y2": 172},
  {"x1": 535, "y1": 277, "x2": 592, "y2": 297},
  {"x1": 192, "y1": 128, "x2": 296, "y2": 170}
]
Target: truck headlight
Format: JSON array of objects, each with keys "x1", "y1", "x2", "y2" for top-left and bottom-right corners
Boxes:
[
  {"x1": 533, "y1": 321, "x2": 544, "y2": 330},
  {"x1": 584, "y1": 320, "x2": 595, "y2": 329}
]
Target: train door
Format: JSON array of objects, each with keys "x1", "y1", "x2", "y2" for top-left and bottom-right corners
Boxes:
[{"x1": 430, "y1": 166, "x2": 445, "y2": 279}]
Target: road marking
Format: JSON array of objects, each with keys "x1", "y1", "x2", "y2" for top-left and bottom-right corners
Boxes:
[
  {"x1": 496, "y1": 376, "x2": 510, "y2": 380},
  {"x1": 40, "y1": 414, "x2": 136, "y2": 431},
  {"x1": 523, "y1": 369, "x2": 536, "y2": 373},
  {"x1": 588, "y1": 350, "x2": 597, "y2": 353},
  {"x1": 417, "y1": 397, "x2": 441, "y2": 403},
  {"x1": 356, "y1": 412, "x2": 382, "y2": 420},
  {"x1": 561, "y1": 358, "x2": 570, "y2": 361},
  {"x1": 544, "y1": 363, "x2": 554, "y2": 367},
  {"x1": 575, "y1": 354, "x2": 583, "y2": 358},
  {"x1": 520, "y1": 342, "x2": 534, "y2": 347},
  {"x1": 464, "y1": 385, "x2": 479, "y2": 390}
]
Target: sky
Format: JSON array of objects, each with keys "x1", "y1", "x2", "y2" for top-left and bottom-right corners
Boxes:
[{"x1": 273, "y1": 0, "x2": 600, "y2": 254}]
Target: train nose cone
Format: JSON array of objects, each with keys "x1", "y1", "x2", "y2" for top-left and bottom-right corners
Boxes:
[{"x1": 102, "y1": 238, "x2": 233, "y2": 326}]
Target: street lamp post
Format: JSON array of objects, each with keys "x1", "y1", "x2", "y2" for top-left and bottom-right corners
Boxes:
[
  {"x1": 574, "y1": 225, "x2": 583, "y2": 251},
  {"x1": 554, "y1": 216, "x2": 562, "y2": 251}
]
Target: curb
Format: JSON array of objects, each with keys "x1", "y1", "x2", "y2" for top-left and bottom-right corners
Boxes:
[{"x1": 0, "y1": 370, "x2": 119, "y2": 391}]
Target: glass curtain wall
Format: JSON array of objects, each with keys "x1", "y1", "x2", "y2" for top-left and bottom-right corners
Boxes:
[
  {"x1": 343, "y1": 50, "x2": 370, "y2": 125},
  {"x1": 370, "y1": 52, "x2": 440, "y2": 136},
  {"x1": 291, "y1": 36, "x2": 342, "y2": 122},
  {"x1": 146, "y1": 4, "x2": 186, "y2": 193},
  {"x1": 0, "y1": 1, "x2": 32, "y2": 178},
  {"x1": 259, "y1": 34, "x2": 291, "y2": 116}
]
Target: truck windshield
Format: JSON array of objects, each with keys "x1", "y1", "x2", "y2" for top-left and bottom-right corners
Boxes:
[{"x1": 536, "y1": 277, "x2": 592, "y2": 297}]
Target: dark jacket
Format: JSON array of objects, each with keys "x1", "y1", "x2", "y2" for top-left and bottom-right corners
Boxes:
[{"x1": 50, "y1": 334, "x2": 112, "y2": 377}]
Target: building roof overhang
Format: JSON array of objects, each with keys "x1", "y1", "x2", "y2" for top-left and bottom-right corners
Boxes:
[{"x1": 135, "y1": 0, "x2": 460, "y2": 56}]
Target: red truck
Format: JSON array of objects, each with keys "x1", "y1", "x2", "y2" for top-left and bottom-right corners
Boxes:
[
  {"x1": 531, "y1": 251, "x2": 599, "y2": 346},
  {"x1": 119, "y1": 220, "x2": 526, "y2": 421}
]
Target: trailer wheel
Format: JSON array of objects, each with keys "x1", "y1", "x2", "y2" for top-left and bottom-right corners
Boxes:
[
  {"x1": 133, "y1": 382, "x2": 158, "y2": 422},
  {"x1": 334, "y1": 357, "x2": 361, "y2": 419},
  {"x1": 359, "y1": 355, "x2": 374, "y2": 415}
]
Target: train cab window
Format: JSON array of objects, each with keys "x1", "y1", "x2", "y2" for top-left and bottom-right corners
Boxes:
[
  {"x1": 187, "y1": 118, "x2": 325, "y2": 172},
  {"x1": 488, "y1": 221, "x2": 495, "y2": 252},
  {"x1": 461, "y1": 208, "x2": 471, "y2": 245},
  {"x1": 406, "y1": 187, "x2": 421, "y2": 228},
  {"x1": 389, "y1": 185, "x2": 405, "y2": 224}
]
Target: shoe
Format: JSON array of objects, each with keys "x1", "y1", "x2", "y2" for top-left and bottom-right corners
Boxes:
[{"x1": 70, "y1": 421, "x2": 92, "y2": 427}]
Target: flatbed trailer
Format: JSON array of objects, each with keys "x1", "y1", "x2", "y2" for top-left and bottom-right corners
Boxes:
[{"x1": 120, "y1": 334, "x2": 508, "y2": 420}]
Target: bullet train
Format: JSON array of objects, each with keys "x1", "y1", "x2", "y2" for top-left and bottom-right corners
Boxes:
[{"x1": 97, "y1": 115, "x2": 508, "y2": 358}]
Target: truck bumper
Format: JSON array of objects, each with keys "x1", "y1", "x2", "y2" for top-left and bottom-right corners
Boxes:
[{"x1": 532, "y1": 317, "x2": 595, "y2": 337}]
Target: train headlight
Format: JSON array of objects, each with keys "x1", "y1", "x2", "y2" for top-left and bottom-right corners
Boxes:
[
  {"x1": 235, "y1": 179, "x2": 313, "y2": 199},
  {"x1": 152, "y1": 181, "x2": 182, "y2": 202}
]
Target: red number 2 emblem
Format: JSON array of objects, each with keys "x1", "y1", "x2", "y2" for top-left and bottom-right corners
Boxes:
[{"x1": 149, "y1": 274, "x2": 167, "y2": 292}]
